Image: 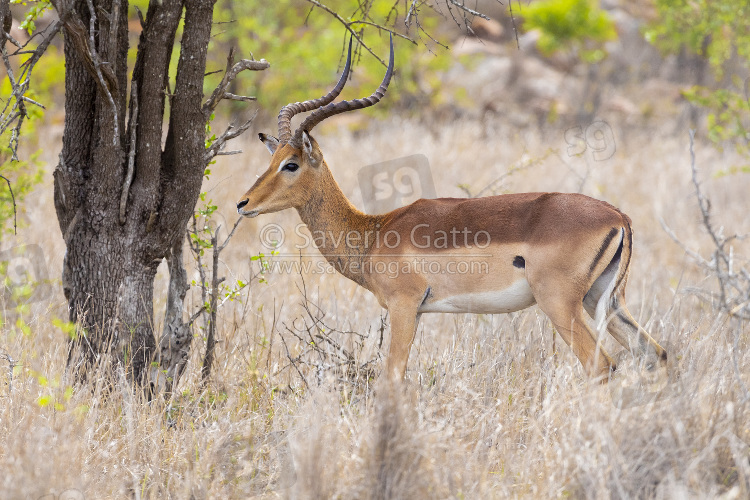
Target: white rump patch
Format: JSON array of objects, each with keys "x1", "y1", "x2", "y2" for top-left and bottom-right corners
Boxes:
[
  {"x1": 419, "y1": 279, "x2": 536, "y2": 314},
  {"x1": 594, "y1": 228, "x2": 624, "y2": 332}
]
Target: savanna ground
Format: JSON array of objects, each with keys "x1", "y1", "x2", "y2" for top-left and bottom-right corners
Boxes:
[{"x1": 1, "y1": 113, "x2": 749, "y2": 498}]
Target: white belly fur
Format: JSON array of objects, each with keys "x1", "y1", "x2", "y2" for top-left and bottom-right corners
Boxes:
[{"x1": 419, "y1": 279, "x2": 536, "y2": 314}]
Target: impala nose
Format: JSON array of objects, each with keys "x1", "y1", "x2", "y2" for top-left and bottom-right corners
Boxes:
[{"x1": 237, "y1": 199, "x2": 249, "y2": 212}]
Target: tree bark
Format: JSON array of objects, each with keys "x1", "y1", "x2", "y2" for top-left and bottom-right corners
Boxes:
[
  {"x1": 53, "y1": 0, "x2": 217, "y2": 387},
  {"x1": 154, "y1": 236, "x2": 192, "y2": 395},
  {"x1": 1, "y1": 2, "x2": 12, "y2": 51}
]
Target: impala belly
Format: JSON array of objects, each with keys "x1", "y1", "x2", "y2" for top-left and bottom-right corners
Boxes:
[{"x1": 418, "y1": 278, "x2": 536, "y2": 314}]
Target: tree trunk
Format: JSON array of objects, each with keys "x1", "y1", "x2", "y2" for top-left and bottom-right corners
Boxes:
[{"x1": 53, "y1": 0, "x2": 216, "y2": 387}]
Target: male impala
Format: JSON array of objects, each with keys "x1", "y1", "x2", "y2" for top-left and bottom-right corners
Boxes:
[{"x1": 237, "y1": 36, "x2": 667, "y2": 381}]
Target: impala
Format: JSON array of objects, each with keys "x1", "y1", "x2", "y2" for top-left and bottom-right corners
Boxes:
[{"x1": 237, "y1": 36, "x2": 667, "y2": 381}]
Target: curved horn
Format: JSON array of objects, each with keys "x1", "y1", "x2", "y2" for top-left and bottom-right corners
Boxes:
[
  {"x1": 277, "y1": 37, "x2": 353, "y2": 144},
  {"x1": 293, "y1": 34, "x2": 394, "y2": 146}
]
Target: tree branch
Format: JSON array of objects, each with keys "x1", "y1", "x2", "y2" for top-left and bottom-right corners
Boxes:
[
  {"x1": 0, "y1": 347, "x2": 17, "y2": 395},
  {"x1": 662, "y1": 130, "x2": 750, "y2": 321},
  {"x1": 152, "y1": 236, "x2": 192, "y2": 395},
  {"x1": 0, "y1": 21, "x2": 61, "y2": 160},
  {"x1": 200, "y1": 229, "x2": 221, "y2": 383},
  {"x1": 304, "y1": 0, "x2": 416, "y2": 67},
  {"x1": 85, "y1": 0, "x2": 119, "y2": 146},
  {"x1": 0, "y1": 175, "x2": 16, "y2": 235},
  {"x1": 202, "y1": 49, "x2": 269, "y2": 117},
  {"x1": 447, "y1": 0, "x2": 489, "y2": 21},
  {"x1": 403, "y1": 0, "x2": 449, "y2": 52},
  {"x1": 204, "y1": 113, "x2": 257, "y2": 164},
  {"x1": 119, "y1": 81, "x2": 138, "y2": 225},
  {"x1": 128, "y1": 0, "x2": 183, "y2": 217},
  {"x1": 51, "y1": 1, "x2": 118, "y2": 97},
  {"x1": 219, "y1": 217, "x2": 243, "y2": 252}
]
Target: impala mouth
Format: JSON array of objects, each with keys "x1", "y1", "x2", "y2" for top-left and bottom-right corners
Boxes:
[{"x1": 238, "y1": 208, "x2": 261, "y2": 217}]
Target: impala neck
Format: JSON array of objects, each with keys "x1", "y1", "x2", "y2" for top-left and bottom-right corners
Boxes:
[{"x1": 296, "y1": 163, "x2": 382, "y2": 286}]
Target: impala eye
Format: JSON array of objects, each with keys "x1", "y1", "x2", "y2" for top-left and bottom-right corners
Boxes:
[{"x1": 282, "y1": 162, "x2": 299, "y2": 173}]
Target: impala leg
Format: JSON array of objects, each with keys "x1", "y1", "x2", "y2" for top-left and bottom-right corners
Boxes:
[
  {"x1": 537, "y1": 292, "x2": 615, "y2": 380},
  {"x1": 605, "y1": 294, "x2": 667, "y2": 365},
  {"x1": 583, "y1": 290, "x2": 667, "y2": 365},
  {"x1": 386, "y1": 298, "x2": 423, "y2": 381},
  {"x1": 552, "y1": 308, "x2": 615, "y2": 380}
]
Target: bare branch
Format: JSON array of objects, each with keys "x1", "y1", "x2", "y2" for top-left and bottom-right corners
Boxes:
[
  {"x1": 134, "y1": 6, "x2": 145, "y2": 30},
  {"x1": 201, "y1": 230, "x2": 221, "y2": 383},
  {"x1": 662, "y1": 130, "x2": 750, "y2": 321},
  {"x1": 188, "y1": 216, "x2": 209, "y2": 330},
  {"x1": 0, "y1": 21, "x2": 61, "y2": 160},
  {"x1": 85, "y1": 0, "x2": 119, "y2": 146},
  {"x1": 204, "y1": 113, "x2": 257, "y2": 164},
  {"x1": 447, "y1": 0, "x2": 490, "y2": 20},
  {"x1": 51, "y1": 1, "x2": 118, "y2": 95},
  {"x1": 202, "y1": 50, "x2": 269, "y2": 117},
  {"x1": 348, "y1": 20, "x2": 418, "y2": 45},
  {"x1": 403, "y1": 1, "x2": 449, "y2": 52},
  {"x1": 405, "y1": 0, "x2": 420, "y2": 28},
  {"x1": 219, "y1": 217, "x2": 244, "y2": 252},
  {"x1": 304, "y1": 0, "x2": 416, "y2": 67},
  {"x1": 215, "y1": 149, "x2": 242, "y2": 157},
  {"x1": 272, "y1": 274, "x2": 381, "y2": 390},
  {"x1": 221, "y1": 92, "x2": 257, "y2": 103},
  {"x1": 20, "y1": 95, "x2": 45, "y2": 109},
  {"x1": 188, "y1": 305, "x2": 206, "y2": 327},
  {"x1": 659, "y1": 217, "x2": 708, "y2": 266},
  {"x1": 509, "y1": 0, "x2": 520, "y2": 49},
  {"x1": 108, "y1": 1, "x2": 120, "y2": 57},
  {"x1": 0, "y1": 175, "x2": 16, "y2": 235},
  {"x1": 119, "y1": 81, "x2": 138, "y2": 225},
  {"x1": 152, "y1": 237, "x2": 192, "y2": 396},
  {"x1": 0, "y1": 348, "x2": 17, "y2": 395}
]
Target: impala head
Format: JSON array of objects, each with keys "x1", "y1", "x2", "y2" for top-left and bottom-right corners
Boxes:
[{"x1": 237, "y1": 35, "x2": 394, "y2": 217}]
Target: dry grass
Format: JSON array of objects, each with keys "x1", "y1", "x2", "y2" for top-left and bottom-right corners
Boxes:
[{"x1": 1, "y1": 117, "x2": 749, "y2": 499}]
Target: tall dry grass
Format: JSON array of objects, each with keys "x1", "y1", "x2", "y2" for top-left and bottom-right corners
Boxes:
[{"x1": 1, "y1": 117, "x2": 749, "y2": 499}]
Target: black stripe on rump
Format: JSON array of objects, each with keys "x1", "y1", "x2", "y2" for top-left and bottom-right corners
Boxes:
[{"x1": 589, "y1": 227, "x2": 620, "y2": 275}]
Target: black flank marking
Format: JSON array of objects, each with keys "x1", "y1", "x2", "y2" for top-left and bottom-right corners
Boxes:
[
  {"x1": 588, "y1": 227, "x2": 619, "y2": 275},
  {"x1": 613, "y1": 223, "x2": 632, "y2": 297},
  {"x1": 513, "y1": 256, "x2": 525, "y2": 269},
  {"x1": 421, "y1": 286, "x2": 432, "y2": 306},
  {"x1": 612, "y1": 234, "x2": 623, "y2": 262}
]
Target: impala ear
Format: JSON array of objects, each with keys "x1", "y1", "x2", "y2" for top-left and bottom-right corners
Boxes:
[
  {"x1": 302, "y1": 131, "x2": 313, "y2": 157},
  {"x1": 259, "y1": 133, "x2": 279, "y2": 155},
  {"x1": 301, "y1": 131, "x2": 322, "y2": 167}
]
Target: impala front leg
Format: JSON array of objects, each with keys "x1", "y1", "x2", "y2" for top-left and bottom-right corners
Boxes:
[{"x1": 385, "y1": 295, "x2": 424, "y2": 381}]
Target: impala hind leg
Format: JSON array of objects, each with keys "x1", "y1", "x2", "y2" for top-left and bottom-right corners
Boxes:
[
  {"x1": 386, "y1": 297, "x2": 423, "y2": 381},
  {"x1": 582, "y1": 245, "x2": 668, "y2": 369},
  {"x1": 604, "y1": 294, "x2": 667, "y2": 365},
  {"x1": 534, "y1": 288, "x2": 616, "y2": 380},
  {"x1": 584, "y1": 286, "x2": 667, "y2": 365}
]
